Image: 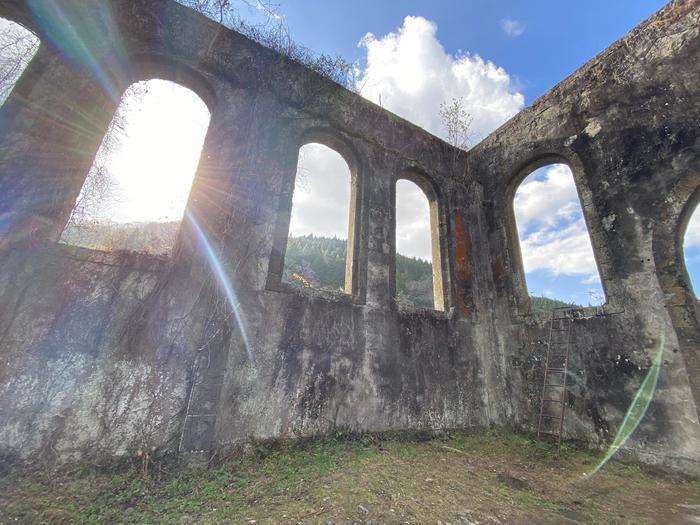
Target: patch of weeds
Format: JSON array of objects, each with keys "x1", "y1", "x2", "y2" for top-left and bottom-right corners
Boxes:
[
  {"x1": 1, "y1": 430, "x2": 697, "y2": 525},
  {"x1": 163, "y1": 470, "x2": 195, "y2": 497}
]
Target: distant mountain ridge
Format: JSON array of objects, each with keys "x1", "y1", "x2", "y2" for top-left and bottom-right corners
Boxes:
[{"x1": 60, "y1": 223, "x2": 578, "y2": 311}]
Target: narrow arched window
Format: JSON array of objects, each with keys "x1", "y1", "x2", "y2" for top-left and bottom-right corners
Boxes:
[
  {"x1": 395, "y1": 177, "x2": 445, "y2": 311},
  {"x1": 59, "y1": 79, "x2": 211, "y2": 255},
  {"x1": 683, "y1": 205, "x2": 700, "y2": 297},
  {"x1": 283, "y1": 143, "x2": 355, "y2": 293},
  {"x1": 513, "y1": 163, "x2": 604, "y2": 310},
  {"x1": 0, "y1": 17, "x2": 40, "y2": 106}
]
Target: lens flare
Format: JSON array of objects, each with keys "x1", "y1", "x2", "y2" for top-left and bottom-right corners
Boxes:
[
  {"x1": 587, "y1": 332, "x2": 665, "y2": 476},
  {"x1": 27, "y1": 0, "x2": 126, "y2": 101},
  {"x1": 185, "y1": 209, "x2": 254, "y2": 365}
]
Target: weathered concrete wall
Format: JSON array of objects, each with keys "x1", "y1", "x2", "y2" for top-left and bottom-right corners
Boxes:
[
  {"x1": 467, "y1": 0, "x2": 700, "y2": 473},
  {"x1": 0, "y1": 0, "x2": 698, "y2": 475}
]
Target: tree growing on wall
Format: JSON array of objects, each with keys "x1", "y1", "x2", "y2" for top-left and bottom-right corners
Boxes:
[
  {"x1": 439, "y1": 97, "x2": 473, "y2": 151},
  {"x1": 439, "y1": 96, "x2": 473, "y2": 176}
]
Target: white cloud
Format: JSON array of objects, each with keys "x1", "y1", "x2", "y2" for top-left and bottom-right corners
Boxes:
[
  {"x1": 289, "y1": 143, "x2": 351, "y2": 239},
  {"x1": 396, "y1": 179, "x2": 431, "y2": 260},
  {"x1": 514, "y1": 164, "x2": 600, "y2": 280},
  {"x1": 520, "y1": 221, "x2": 598, "y2": 277},
  {"x1": 583, "y1": 274, "x2": 601, "y2": 285},
  {"x1": 355, "y1": 16, "x2": 524, "y2": 143},
  {"x1": 684, "y1": 207, "x2": 700, "y2": 248},
  {"x1": 288, "y1": 147, "x2": 435, "y2": 262},
  {"x1": 514, "y1": 164, "x2": 580, "y2": 233},
  {"x1": 500, "y1": 19, "x2": 526, "y2": 38}
]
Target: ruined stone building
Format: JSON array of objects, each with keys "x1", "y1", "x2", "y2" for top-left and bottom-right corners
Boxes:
[{"x1": 0, "y1": 0, "x2": 698, "y2": 475}]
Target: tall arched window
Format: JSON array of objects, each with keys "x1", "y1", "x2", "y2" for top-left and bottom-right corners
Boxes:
[
  {"x1": 59, "y1": 79, "x2": 211, "y2": 255},
  {"x1": 683, "y1": 205, "x2": 700, "y2": 297},
  {"x1": 0, "y1": 17, "x2": 40, "y2": 106},
  {"x1": 395, "y1": 177, "x2": 445, "y2": 311},
  {"x1": 513, "y1": 163, "x2": 604, "y2": 309},
  {"x1": 283, "y1": 143, "x2": 355, "y2": 293}
]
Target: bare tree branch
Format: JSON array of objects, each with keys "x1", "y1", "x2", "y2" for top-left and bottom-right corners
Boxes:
[
  {"x1": 0, "y1": 18, "x2": 39, "y2": 105},
  {"x1": 175, "y1": 0, "x2": 359, "y2": 91}
]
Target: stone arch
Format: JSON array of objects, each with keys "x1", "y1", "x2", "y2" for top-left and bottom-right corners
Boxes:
[
  {"x1": 109, "y1": 55, "x2": 219, "y2": 114},
  {"x1": 503, "y1": 151, "x2": 608, "y2": 314},
  {"x1": 652, "y1": 167, "x2": 700, "y2": 423},
  {"x1": 654, "y1": 175, "x2": 700, "y2": 304},
  {"x1": 267, "y1": 127, "x2": 365, "y2": 299},
  {"x1": 59, "y1": 77, "x2": 212, "y2": 255},
  {"x1": 393, "y1": 169, "x2": 449, "y2": 312},
  {"x1": 41, "y1": 54, "x2": 221, "y2": 242}
]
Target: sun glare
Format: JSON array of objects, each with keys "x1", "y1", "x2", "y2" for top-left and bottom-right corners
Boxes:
[{"x1": 76, "y1": 79, "x2": 210, "y2": 224}]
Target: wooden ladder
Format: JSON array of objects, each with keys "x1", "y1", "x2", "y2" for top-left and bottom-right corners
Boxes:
[{"x1": 536, "y1": 308, "x2": 572, "y2": 453}]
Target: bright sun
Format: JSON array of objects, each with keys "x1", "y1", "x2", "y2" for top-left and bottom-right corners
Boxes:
[{"x1": 81, "y1": 79, "x2": 211, "y2": 224}]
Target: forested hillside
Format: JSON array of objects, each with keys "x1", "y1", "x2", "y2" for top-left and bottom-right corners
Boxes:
[
  {"x1": 284, "y1": 234, "x2": 434, "y2": 308},
  {"x1": 60, "y1": 224, "x2": 578, "y2": 311},
  {"x1": 284, "y1": 235, "x2": 578, "y2": 311}
]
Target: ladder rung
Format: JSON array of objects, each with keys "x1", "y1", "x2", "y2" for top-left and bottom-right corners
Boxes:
[{"x1": 539, "y1": 313, "x2": 571, "y2": 448}]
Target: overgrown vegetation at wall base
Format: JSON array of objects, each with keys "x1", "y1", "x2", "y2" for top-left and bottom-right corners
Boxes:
[{"x1": 1, "y1": 431, "x2": 698, "y2": 524}]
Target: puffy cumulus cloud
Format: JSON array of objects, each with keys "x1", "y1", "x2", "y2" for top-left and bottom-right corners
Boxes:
[
  {"x1": 514, "y1": 164, "x2": 581, "y2": 233},
  {"x1": 519, "y1": 221, "x2": 598, "y2": 277},
  {"x1": 288, "y1": 143, "x2": 351, "y2": 239},
  {"x1": 500, "y1": 19, "x2": 526, "y2": 38},
  {"x1": 355, "y1": 16, "x2": 524, "y2": 143},
  {"x1": 396, "y1": 179, "x2": 432, "y2": 261},
  {"x1": 514, "y1": 164, "x2": 600, "y2": 280}
]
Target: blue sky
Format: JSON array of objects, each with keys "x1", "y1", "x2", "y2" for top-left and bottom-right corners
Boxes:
[
  {"x1": 514, "y1": 165, "x2": 605, "y2": 306},
  {"x1": 271, "y1": 0, "x2": 668, "y2": 105}
]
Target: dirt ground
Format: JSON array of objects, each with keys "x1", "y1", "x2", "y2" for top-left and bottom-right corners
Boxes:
[{"x1": 1, "y1": 431, "x2": 698, "y2": 524}]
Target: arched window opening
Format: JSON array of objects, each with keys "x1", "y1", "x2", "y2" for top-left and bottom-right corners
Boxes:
[
  {"x1": 283, "y1": 143, "x2": 354, "y2": 294},
  {"x1": 59, "y1": 79, "x2": 211, "y2": 255},
  {"x1": 0, "y1": 17, "x2": 40, "y2": 106},
  {"x1": 513, "y1": 163, "x2": 605, "y2": 310},
  {"x1": 682, "y1": 205, "x2": 700, "y2": 297},
  {"x1": 395, "y1": 178, "x2": 444, "y2": 311}
]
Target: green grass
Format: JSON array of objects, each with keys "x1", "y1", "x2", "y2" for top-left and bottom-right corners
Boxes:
[{"x1": 1, "y1": 430, "x2": 698, "y2": 524}]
